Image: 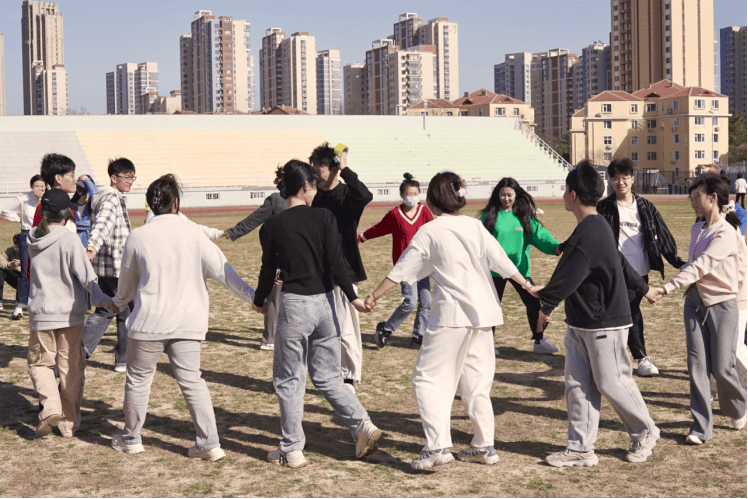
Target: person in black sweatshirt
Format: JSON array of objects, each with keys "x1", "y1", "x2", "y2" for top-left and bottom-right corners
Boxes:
[
  {"x1": 538, "y1": 161, "x2": 661, "y2": 468},
  {"x1": 251, "y1": 159, "x2": 382, "y2": 468},
  {"x1": 310, "y1": 143, "x2": 373, "y2": 392}
]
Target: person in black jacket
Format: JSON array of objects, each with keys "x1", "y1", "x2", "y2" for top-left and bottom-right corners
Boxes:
[
  {"x1": 597, "y1": 158, "x2": 685, "y2": 377},
  {"x1": 223, "y1": 192, "x2": 287, "y2": 351},
  {"x1": 538, "y1": 161, "x2": 660, "y2": 468},
  {"x1": 310, "y1": 143, "x2": 373, "y2": 392}
]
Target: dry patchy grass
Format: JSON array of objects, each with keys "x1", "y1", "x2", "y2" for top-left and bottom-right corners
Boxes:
[{"x1": 0, "y1": 198, "x2": 745, "y2": 498}]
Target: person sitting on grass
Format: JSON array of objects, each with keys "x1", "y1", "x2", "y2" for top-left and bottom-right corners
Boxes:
[
  {"x1": 0, "y1": 234, "x2": 23, "y2": 312},
  {"x1": 537, "y1": 161, "x2": 661, "y2": 468},
  {"x1": 109, "y1": 174, "x2": 256, "y2": 462},
  {"x1": 359, "y1": 173, "x2": 433, "y2": 349},
  {"x1": 367, "y1": 171, "x2": 541, "y2": 471},
  {"x1": 27, "y1": 189, "x2": 111, "y2": 438}
]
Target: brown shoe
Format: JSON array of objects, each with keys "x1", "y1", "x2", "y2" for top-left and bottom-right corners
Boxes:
[{"x1": 35, "y1": 414, "x2": 62, "y2": 438}]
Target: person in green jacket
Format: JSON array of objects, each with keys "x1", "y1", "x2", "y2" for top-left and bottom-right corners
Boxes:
[{"x1": 479, "y1": 177, "x2": 561, "y2": 355}]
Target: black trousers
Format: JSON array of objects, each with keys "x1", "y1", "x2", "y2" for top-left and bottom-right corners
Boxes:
[
  {"x1": 492, "y1": 275, "x2": 546, "y2": 341},
  {"x1": 0, "y1": 269, "x2": 19, "y2": 302},
  {"x1": 736, "y1": 193, "x2": 746, "y2": 210},
  {"x1": 627, "y1": 274, "x2": 649, "y2": 360}
]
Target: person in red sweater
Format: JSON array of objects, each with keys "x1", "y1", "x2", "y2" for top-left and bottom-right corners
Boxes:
[{"x1": 359, "y1": 173, "x2": 433, "y2": 348}]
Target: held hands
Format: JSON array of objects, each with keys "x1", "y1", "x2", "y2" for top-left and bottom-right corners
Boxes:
[
  {"x1": 252, "y1": 302, "x2": 268, "y2": 315},
  {"x1": 351, "y1": 298, "x2": 372, "y2": 314},
  {"x1": 107, "y1": 300, "x2": 121, "y2": 314},
  {"x1": 364, "y1": 292, "x2": 377, "y2": 310},
  {"x1": 9, "y1": 259, "x2": 21, "y2": 269},
  {"x1": 86, "y1": 247, "x2": 97, "y2": 261},
  {"x1": 526, "y1": 285, "x2": 544, "y2": 298},
  {"x1": 221, "y1": 231, "x2": 230, "y2": 240},
  {"x1": 554, "y1": 245, "x2": 562, "y2": 256},
  {"x1": 644, "y1": 287, "x2": 666, "y2": 305},
  {"x1": 537, "y1": 310, "x2": 552, "y2": 333}
]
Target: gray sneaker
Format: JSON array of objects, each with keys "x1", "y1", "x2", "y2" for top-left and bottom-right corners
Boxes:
[
  {"x1": 626, "y1": 434, "x2": 657, "y2": 463},
  {"x1": 545, "y1": 448, "x2": 598, "y2": 467},
  {"x1": 456, "y1": 445, "x2": 499, "y2": 465},
  {"x1": 411, "y1": 448, "x2": 454, "y2": 470}
]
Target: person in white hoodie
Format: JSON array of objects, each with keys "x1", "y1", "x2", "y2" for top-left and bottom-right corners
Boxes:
[
  {"x1": 109, "y1": 174, "x2": 255, "y2": 462},
  {"x1": 27, "y1": 189, "x2": 111, "y2": 438}
]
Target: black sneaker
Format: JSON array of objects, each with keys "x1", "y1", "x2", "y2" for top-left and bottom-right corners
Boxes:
[
  {"x1": 375, "y1": 322, "x2": 393, "y2": 348},
  {"x1": 410, "y1": 335, "x2": 423, "y2": 348}
]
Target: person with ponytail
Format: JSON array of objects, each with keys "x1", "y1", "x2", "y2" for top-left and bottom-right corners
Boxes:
[
  {"x1": 478, "y1": 177, "x2": 561, "y2": 355},
  {"x1": 109, "y1": 174, "x2": 255, "y2": 461},
  {"x1": 652, "y1": 176, "x2": 747, "y2": 445},
  {"x1": 358, "y1": 173, "x2": 434, "y2": 348},
  {"x1": 251, "y1": 159, "x2": 383, "y2": 469},
  {"x1": 366, "y1": 171, "x2": 541, "y2": 471}
]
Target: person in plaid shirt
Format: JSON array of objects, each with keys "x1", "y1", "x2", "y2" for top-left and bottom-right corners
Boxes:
[{"x1": 83, "y1": 158, "x2": 135, "y2": 372}]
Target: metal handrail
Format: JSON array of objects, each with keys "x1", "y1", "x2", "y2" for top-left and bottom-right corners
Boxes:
[{"x1": 515, "y1": 120, "x2": 574, "y2": 171}]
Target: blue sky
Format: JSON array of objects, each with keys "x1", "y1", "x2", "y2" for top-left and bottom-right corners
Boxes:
[{"x1": 0, "y1": 0, "x2": 745, "y2": 115}]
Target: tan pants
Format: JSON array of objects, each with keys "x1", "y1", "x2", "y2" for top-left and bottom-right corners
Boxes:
[{"x1": 28, "y1": 324, "x2": 86, "y2": 436}]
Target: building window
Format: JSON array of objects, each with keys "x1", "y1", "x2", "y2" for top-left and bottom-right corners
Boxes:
[
  {"x1": 604, "y1": 152, "x2": 613, "y2": 161},
  {"x1": 631, "y1": 120, "x2": 638, "y2": 129},
  {"x1": 694, "y1": 99, "x2": 705, "y2": 109},
  {"x1": 647, "y1": 152, "x2": 657, "y2": 160},
  {"x1": 713, "y1": 134, "x2": 719, "y2": 143},
  {"x1": 631, "y1": 152, "x2": 639, "y2": 162},
  {"x1": 674, "y1": 134, "x2": 680, "y2": 144},
  {"x1": 446, "y1": 112, "x2": 453, "y2": 116},
  {"x1": 711, "y1": 99, "x2": 719, "y2": 109},
  {"x1": 495, "y1": 107, "x2": 506, "y2": 116},
  {"x1": 673, "y1": 151, "x2": 680, "y2": 161},
  {"x1": 460, "y1": 111, "x2": 468, "y2": 116},
  {"x1": 604, "y1": 136, "x2": 613, "y2": 145},
  {"x1": 695, "y1": 116, "x2": 705, "y2": 126},
  {"x1": 673, "y1": 117, "x2": 680, "y2": 127},
  {"x1": 630, "y1": 104, "x2": 638, "y2": 113},
  {"x1": 631, "y1": 136, "x2": 639, "y2": 145},
  {"x1": 513, "y1": 107, "x2": 520, "y2": 116},
  {"x1": 603, "y1": 120, "x2": 612, "y2": 129},
  {"x1": 646, "y1": 103, "x2": 656, "y2": 112},
  {"x1": 478, "y1": 109, "x2": 484, "y2": 116},
  {"x1": 602, "y1": 103, "x2": 612, "y2": 113},
  {"x1": 712, "y1": 116, "x2": 719, "y2": 126},
  {"x1": 647, "y1": 119, "x2": 656, "y2": 129},
  {"x1": 695, "y1": 133, "x2": 705, "y2": 143},
  {"x1": 695, "y1": 150, "x2": 705, "y2": 159},
  {"x1": 647, "y1": 136, "x2": 657, "y2": 144},
  {"x1": 713, "y1": 150, "x2": 719, "y2": 160},
  {"x1": 672, "y1": 100, "x2": 679, "y2": 110}
]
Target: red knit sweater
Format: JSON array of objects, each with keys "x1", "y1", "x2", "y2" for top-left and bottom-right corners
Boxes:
[{"x1": 359, "y1": 204, "x2": 433, "y2": 264}]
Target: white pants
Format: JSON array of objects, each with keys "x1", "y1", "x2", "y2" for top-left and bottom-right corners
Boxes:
[
  {"x1": 332, "y1": 284, "x2": 362, "y2": 383},
  {"x1": 412, "y1": 325, "x2": 495, "y2": 451}
]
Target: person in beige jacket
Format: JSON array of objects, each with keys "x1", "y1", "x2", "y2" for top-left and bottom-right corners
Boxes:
[
  {"x1": 0, "y1": 234, "x2": 22, "y2": 308},
  {"x1": 655, "y1": 176, "x2": 746, "y2": 445}
]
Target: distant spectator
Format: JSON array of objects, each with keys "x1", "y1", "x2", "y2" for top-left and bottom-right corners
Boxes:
[
  {"x1": 736, "y1": 173, "x2": 746, "y2": 210},
  {"x1": 1, "y1": 175, "x2": 46, "y2": 319},
  {"x1": 0, "y1": 234, "x2": 22, "y2": 311},
  {"x1": 83, "y1": 158, "x2": 135, "y2": 372}
]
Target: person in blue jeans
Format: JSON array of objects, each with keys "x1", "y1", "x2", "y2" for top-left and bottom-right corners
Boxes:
[{"x1": 252, "y1": 159, "x2": 383, "y2": 469}]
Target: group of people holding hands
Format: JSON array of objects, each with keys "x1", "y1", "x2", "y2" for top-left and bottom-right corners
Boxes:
[{"x1": 3, "y1": 144, "x2": 745, "y2": 472}]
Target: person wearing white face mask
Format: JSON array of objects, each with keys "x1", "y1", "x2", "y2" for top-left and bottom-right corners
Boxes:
[{"x1": 358, "y1": 173, "x2": 434, "y2": 348}]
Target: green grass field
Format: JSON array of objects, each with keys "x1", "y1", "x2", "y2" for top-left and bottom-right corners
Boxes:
[{"x1": 0, "y1": 198, "x2": 745, "y2": 498}]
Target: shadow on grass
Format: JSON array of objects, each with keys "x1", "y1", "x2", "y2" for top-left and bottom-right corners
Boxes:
[
  {"x1": 0, "y1": 342, "x2": 27, "y2": 368},
  {"x1": 206, "y1": 327, "x2": 265, "y2": 350},
  {"x1": 0, "y1": 381, "x2": 39, "y2": 440}
]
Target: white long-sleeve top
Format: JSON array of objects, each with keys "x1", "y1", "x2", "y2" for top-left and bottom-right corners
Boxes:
[
  {"x1": 144, "y1": 209, "x2": 223, "y2": 240},
  {"x1": 387, "y1": 215, "x2": 519, "y2": 328},
  {"x1": 112, "y1": 213, "x2": 254, "y2": 341},
  {"x1": 2, "y1": 191, "x2": 40, "y2": 230}
]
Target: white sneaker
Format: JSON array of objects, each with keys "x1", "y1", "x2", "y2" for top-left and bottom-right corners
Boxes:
[
  {"x1": 260, "y1": 343, "x2": 274, "y2": 351},
  {"x1": 11, "y1": 306, "x2": 23, "y2": 320},
  {"x1": 188, "y1": 446, "x2": 226, "y2": 461},
  {"x1": 113, "y1": 365, "x2": 127, "y2": 373},
  {"x1": 268, "y1": 448, "x2": 308, "y2": 468},
  {"x1": 685, "y1": 434, "x2": 703, "y2": 445},
  {"x1": 111, "y1": 434, "x2": 145, "y2": 454},
  {"x1": 637, "y1": 357, "x2": 660, "y2": 377},
  {"x1": 355, "y1": 421, "x2": 384, "y2": 459},
  {"x1": 533, "y1": 338, "x2": 559, "y2": 355},
  {"x1": 733, "y1": 413, "x2": 747, "y2": 430}
]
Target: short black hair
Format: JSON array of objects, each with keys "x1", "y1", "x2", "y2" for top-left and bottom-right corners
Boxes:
[
  {"x1": 607, "y1": 158, "x2": 635, "y2": 178},
  {"x1": 426, "y1": 171, "x2": 466, "y2": 214},
  {"x1": 308, "y1": 142, "x2": 338, "y2": 174},
  {"x1": 566, "y1": 160, "x2": 604, "y2": 207},
  {"x1": 147, "y1": 174, "x2": 182, "y2": 216},
  {"x1": 12, "y1": 233, "x2": 21, "y2": 246},
  {"x1": 108, "y1": 158, "x2": 136, "y2": 177},
  {"x1": 29, "y1": 174, "x2": 44, "y2": 188},
  {"x1": 40, "y1": 153, "x2": 75, "y2": 187}
]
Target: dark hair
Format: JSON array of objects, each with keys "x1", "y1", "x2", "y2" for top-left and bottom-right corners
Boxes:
[
  {"x1": 400, "y1": 173, "x2": 420, "y2": 195},
  {"x1": 738, "y1": 173, "x2": 744, "y2": 179},
  {"x1": 426, "y1": 171, "x2": 466, "y2": 214},
  {"x1": 40, "y1": 153, "x2": 75, "y2": 187},
  {"x1": 29, "y1": 174, "x2": 44, "y2": 188},
  {"x1": 607, "y1": 158, "x2": 635, "y2": 179},
  {"x1": 108, "y1": 157, "x2": 136, "y2": 177},
  {"x1": 275, "y1": 160, "x2": 317, "y2": 199},
  {"x1": 12, "y1": 233, "x2": 21, "y2": 246},
  {"x1": 566, "y1": 160, "x2": 604, "y2": 207},
  {"x1": 479, "y1": 177, "x2": 540, "y2": 238},
  {"x1": 688, "y1": 176, "x2": 740, "y2": 229},
  {"x1": 35, "y1": 208, "x2": 73, "y2": 238},
  {"x1": 146, "y1": 174, "x2": 182, "y2": 215},
  {"x1": 308, "y1": 142, "x2": 338, "y2": 175}
]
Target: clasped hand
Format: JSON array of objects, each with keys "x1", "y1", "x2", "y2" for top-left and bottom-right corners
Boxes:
[{"x1": 644, "y1": 287, "x2": 666, "y2": 305}]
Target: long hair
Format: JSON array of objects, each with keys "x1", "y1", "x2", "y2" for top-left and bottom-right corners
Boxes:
[
  {"x1": 689, "y1": 176, "x2": 741, "y2": 229},
  {"x1": 478, "y1": 177, "x2": 539, "y2": 238}
]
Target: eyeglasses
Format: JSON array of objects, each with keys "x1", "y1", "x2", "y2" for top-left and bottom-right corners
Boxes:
[
  {"x1": 611, "y1": 176, "x2": 633, "y2": 184},
  {"x1": 116, "y1": 175, "x2": 137, "y2": 182}
]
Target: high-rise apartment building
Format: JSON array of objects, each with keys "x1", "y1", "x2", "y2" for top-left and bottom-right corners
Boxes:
[
  {"x1": 581, "y1": 41, "x2": 610, "y2": 101},
  {"x1": 0, "y1": 33, "x2": 5, "y2": 116},
  {"x1": 494, "y1": 53, "x2": 533, "y2": 104},
  {"x1": 720, "y1": 26, "x2": 746, "y2": 117},
  {"x1": 610, "y1": 0, "x2": 714, "y2": 92},
  {"x1": 393, "y1": 13, "x2": 422, "y2": 49},
  {"x1": 532, "y1": 48, "x2": 578, "y2": 144},
  {"x1": 366, "y1": 39, "x2": 398, "y2": 115},
  {"x1": 316, "y1": 49, "x2": 341, "y2": 115},
  {"x1": 106, "y1": 62, "x2": 158, "y2": 115},
  {"x1": 344, "y1": 63, "x2": 366, "y2": 115},
  {"x1": 259, "y1": 29, "x2": 315, "y2": 113},
  {"x1": 180, "y1": 10, "x2": 254, "y2": 114},
  {"x1": 21, "y1": 0, "x2": 67, "y2": 115},
  {"x1": 388, "y1": 45, "x2": 436, "y2": 115},
  {"x1": 713, "y1": 31, "x2": 720, "y2": 93}
]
